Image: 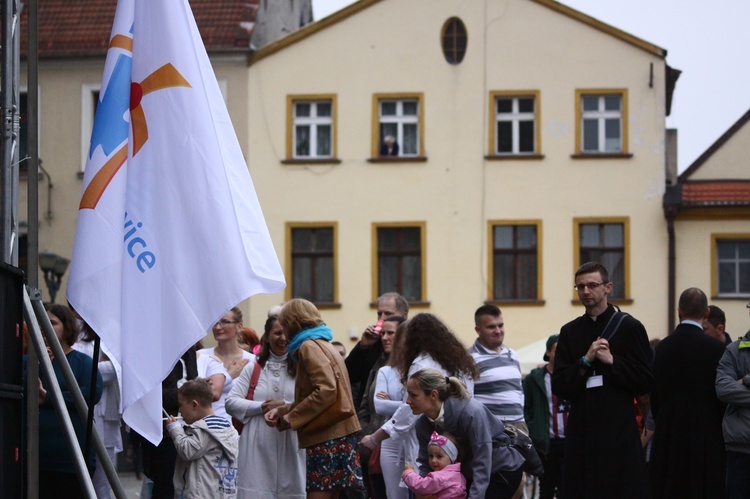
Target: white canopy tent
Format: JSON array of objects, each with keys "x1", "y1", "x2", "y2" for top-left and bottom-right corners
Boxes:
[{"x1": 514, "y1": 337, "x2": 552, "y2": 375}]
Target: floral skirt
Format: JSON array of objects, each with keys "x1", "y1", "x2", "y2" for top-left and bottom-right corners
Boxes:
[{"x1": 306, "y1": 433, "x2": 363, "y2": 491}]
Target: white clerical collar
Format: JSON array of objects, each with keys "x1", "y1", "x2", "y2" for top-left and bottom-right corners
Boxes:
[{"x1": 681, "y1": 319, "x2": 703, "y2": 329}]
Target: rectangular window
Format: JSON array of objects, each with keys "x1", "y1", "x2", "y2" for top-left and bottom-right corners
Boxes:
[
  {"x1": 286, "y1": 223, "x2": 337, "y2": 305},
  {"x1": 286, "y1": 95, "x2": 337, "y2": 161},
  {"x1": 574, "y1": 218, "x2": 629, "y2": 299},
  {"x1": 372, "y1": 93, "x2": 424, "y2": 158},
  {"x1": 714, "y1": 236, "x2": 750, "y2": 296},
  {"x1": 489, "y1": 92, "x2": 540, "y2": 156},
  {"x1": 576, "y1": 90, "x2": 628, "y2": 154},
  {"x1": 373, "y1": 223, "x2": 425, "y2": 302},
  {"x1": 489, "y1": 221, "x2": 541, "y2": 301}
]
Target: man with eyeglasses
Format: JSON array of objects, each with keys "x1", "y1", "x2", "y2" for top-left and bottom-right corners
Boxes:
[{"x1": 551, "y1": 261, "x2": 652, "y2": 499}]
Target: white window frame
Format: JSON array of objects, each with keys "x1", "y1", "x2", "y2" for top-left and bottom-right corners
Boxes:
[
  {"x1": 379, "y1": 99, "x2": 419, "y2": 157},
  {"x1": 292, "y1": 100, "x2": 333, "y2": 159},
  {"x1": 494, "y1": 95, "x2": 537, "y2": 155},
  {"x1": 713, "y1": 235, "x2": 750, "y2": 297},
  {"x1": 581, "y1": 94, "x2": 622, "y2": 153}
]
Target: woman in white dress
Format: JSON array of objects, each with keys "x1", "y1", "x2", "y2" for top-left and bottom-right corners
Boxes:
[
  {"x1": 226, "y1": 315, "x2": 305, "y2": 499},
  {"x1": 199, "y1": 306, "x2": 255, "y2": 422}
]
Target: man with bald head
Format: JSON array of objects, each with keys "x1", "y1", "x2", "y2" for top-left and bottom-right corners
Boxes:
[{"x1": 650, "y1": 288, "x2": 727, "y2": 498}]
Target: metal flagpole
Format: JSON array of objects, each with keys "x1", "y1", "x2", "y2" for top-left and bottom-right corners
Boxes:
[
  {"x1": 26, "y1": 0, "x2": 42, "y2": 495},
  {"x1": 1, "y1": 0, "x2": 20, "y2": 266}
]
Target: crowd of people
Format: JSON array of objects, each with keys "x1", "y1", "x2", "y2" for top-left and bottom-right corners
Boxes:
[{"x1": 26, "y1": 261, "x2": 750, "y2": 499}]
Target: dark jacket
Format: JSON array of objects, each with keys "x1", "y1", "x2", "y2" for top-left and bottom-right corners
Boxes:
[
  {"x1": 345, "y1": 340, "x2": 383, "y2": 409},
  {"x1": 523, "y1": 365, "x2": 552, "y2": 454},
  {"x1": 716, "y1": 330, "x2": 750, "y2": 454},
  {"x1": 552, "y1": 305, "x2": 653, "y2": 499},
  {"x1": 650, "y1": 322, "x2": 726, "y2": 498}
]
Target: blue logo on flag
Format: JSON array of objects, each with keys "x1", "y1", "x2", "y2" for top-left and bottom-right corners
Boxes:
[{"x1": 89, "y1": 53, "x2": 132, "y2": 159}]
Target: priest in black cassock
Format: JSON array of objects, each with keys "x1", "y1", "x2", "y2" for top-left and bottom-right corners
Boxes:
[
  {"x1": 552, "y1": 262, "x2": 652, "y2": 499},
  {"x1": 649, "y1": 287, "x2": 726, "y2": 498}
]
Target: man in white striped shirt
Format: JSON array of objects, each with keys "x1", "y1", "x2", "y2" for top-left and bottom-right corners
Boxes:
[{"x1": 468, "y1": 305, "x2": 526, "y2": 430}]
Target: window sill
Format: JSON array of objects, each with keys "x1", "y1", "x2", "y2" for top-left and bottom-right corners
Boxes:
[
  {"x1": 484, "y1": 154, "x2": 545, "y2": 161},
  {"x1": 367, "y1": 156, "x2": 428, "y2": 163},
  {"x1": 281, "y1": 158, "x2": 342, "y2": 165},
  {"x1": 369, "y1": 300, "x2": 430, "y2": 309},
  {"x1": 710, "y1": 295, "x2": 750, "y2": 301},
  {"x1": 312, "y1": 302, "x2": 342, "y2": 310},
  {"x1": 485, "y1": 299, "x2": 546, "y2": 307},
  {"x1": 570, "y1": 153, "x2": 633, "y2": 159}
]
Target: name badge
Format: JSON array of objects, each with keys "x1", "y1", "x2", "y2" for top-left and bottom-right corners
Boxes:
[{"x1": 586, "y1": 375, "x2": 603, "y2": 389}]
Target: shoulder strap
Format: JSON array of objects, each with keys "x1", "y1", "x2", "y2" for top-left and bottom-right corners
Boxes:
[
  {"x1": 601, "y1": 311, "x2": 629, "y2": 341},
  {"x1": 245, "y1": 361, "x2": 262, "y2": 401}
]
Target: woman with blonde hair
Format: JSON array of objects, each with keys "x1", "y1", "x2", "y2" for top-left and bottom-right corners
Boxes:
[
  {"x1": 198, "y1": 306, "x2": 255, "y2": 422},
  {"x1": 265, "y1": 299, "x2": 362, "y2": 499},
  {"x1": 407, "y1": 368, "x2": 524, "y2": 498}
]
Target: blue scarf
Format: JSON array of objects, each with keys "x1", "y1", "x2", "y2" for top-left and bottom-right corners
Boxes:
[{"x1": 287, "y1": 324, "x2": 333, "y2": 355}]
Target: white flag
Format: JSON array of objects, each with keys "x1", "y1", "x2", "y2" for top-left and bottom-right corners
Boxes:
[{"x1": 68, "y1": 0, "x2": 285, "y2": 445}]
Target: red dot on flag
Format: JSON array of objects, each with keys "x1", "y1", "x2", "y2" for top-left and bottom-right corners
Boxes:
[{"x1": 130, "y1": 82, "x2": 143, "y2": 110}]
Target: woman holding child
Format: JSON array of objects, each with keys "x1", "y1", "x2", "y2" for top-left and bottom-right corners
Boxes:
[
  {"x1": 407, "y1": 368, "x2": 525, "y2": 499},
  {"x1": 265, "y1": 298, "x2": 363, "y2": 499},
  {"x1": 360, "y1": 313, "x2": 478, "y2": 498}
]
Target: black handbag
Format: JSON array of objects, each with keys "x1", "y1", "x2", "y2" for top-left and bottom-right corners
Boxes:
[{"x1": 503, "y1": 423, "x2": 545, "y2": 476}]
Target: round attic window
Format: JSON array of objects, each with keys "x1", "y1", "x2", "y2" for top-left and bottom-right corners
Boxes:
[{"x1": 441, "y1": 17, "x2": 467, "y2": 64}]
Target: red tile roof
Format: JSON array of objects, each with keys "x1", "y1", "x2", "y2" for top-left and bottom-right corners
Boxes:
[
  {"x1": 682, "y1": 181, "x2": 750, "y2": 205},
  {"x1": 18, "y1": 0, "x2": 258, "y2": 58}
]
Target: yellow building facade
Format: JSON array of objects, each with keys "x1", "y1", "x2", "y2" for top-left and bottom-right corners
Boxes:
[{"x1": 245, "y1": 0, "x2": 677, "y2": 352}]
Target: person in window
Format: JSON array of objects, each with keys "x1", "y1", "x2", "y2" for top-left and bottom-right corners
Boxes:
[{"x1": 379, "y1": 135, "x2": 399, "y2": 156}]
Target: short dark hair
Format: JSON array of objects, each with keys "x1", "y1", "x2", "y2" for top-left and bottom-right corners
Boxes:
[
  {"x1": 45, "y1": 304, "x2": 80, "y2": 347},
  {"x1": 474, "y1": 304, "x2": 501, "y2": 325},
  {"x1": 706, "y1": 305, "x2": 726, "y2": 328},
  {"x1": 575, "y1": 262, "x2": 609, "y2": 282},
  {"x1": 678, "y1": 287, "x2": 708, "y2": 320},
  {"x1": 378, "y1": 292, "x2": 409, "y2": 316},
  {"x1": 178, "y1": 379, "x2": 213, "y2": 407}
]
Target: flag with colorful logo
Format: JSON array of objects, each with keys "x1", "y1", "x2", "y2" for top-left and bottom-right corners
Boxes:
[{"x1": 68, "y1": 0, "x2": 285, "y2": 444}]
